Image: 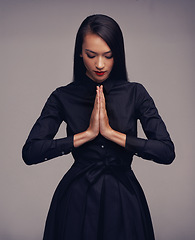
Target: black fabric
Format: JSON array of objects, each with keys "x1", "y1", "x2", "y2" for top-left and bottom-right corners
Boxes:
[{"x1": 22, "y1": 75, "x2": 175, "y2": 240}]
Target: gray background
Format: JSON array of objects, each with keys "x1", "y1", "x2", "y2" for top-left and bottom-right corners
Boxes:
[{"x1": 1, "y1": 0, "x2": 194, "y2": 239}]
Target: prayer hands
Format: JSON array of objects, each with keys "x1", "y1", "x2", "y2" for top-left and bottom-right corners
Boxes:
[
  {"x1": 74, "y1": 85, "x2": 126, "y2": 148},
  {"x1": 99, "y1": 85, "x2": 112, "y2": 137},
  {"x1": 87, "y1": 85, "x2": 112, "y2": 139}
]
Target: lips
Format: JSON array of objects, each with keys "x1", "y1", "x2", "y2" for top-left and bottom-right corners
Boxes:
[{"x1": 94, "y1": 71, "x2": 106, "y2": 76}]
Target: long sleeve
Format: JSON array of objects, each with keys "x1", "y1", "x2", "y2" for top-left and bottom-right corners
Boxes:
[
  {"x1": 22, "y1": 90, "x2": 74, "y2": 165},
  {"x1": 125, "y1": 84, "x2": 175, "y2": 164}
]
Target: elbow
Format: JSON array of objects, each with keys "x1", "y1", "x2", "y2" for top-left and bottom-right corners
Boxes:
[
  {"x1": 23, "y1": 156, "x2": 34, "y2": 166},
  {"x1": 163, "y1": 151, "x2": 175, "y2": 165},
  {"x1": 22, "y1": 144, "x2": 36, "y2": 166},
  {"x1": 165, "y1": 142, "x2": 176, "y2": 165},
  {"x1": 22, "y1": 150, "x2": 34, "y2": 166},
  {"x1": 153, "y1": 153, "x2": 175, "y2": 165},
  {"x1": 156, "y1": 144, "x2": 176, "y2": 165}
]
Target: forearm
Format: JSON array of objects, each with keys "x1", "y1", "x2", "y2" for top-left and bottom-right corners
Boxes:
[
  {"x1": 22, "y1": 136, "x2": 73, "y2": 165},
  {"x1": 125, "y1": 135, "x2": 175, "y2": 164},
  {"x1": 103, "y1": 128, "x2": 126, "y2": 148}
]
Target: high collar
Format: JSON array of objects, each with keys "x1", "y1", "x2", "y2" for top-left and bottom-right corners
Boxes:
[{"x1": 82, "y1": 74, "x2": 114, "y2": 95}]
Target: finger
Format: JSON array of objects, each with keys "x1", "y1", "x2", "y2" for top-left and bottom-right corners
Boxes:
[
  {"x1": 99, "y1": 86, "x2": 103, "y2": 109},
  {"x1": 100, "y1": 86, "x2": 105, "y2": 110},
  {"x1": 101, "y1": 86, "x2": 105, "y2": 103},
  {"x1": 94, "y1": 86, "x2": 99, "y2": 107}
]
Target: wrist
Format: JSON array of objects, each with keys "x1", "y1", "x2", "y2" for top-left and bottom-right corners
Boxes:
[
  {"x1": 85, "y1": 128, "x2": 99, "y2": 141},
  {"x1": 102, "y1": 126, "x2": 114, "y2": 140}
]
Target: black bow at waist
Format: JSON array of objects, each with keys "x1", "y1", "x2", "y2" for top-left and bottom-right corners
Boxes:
[{"x1": 74, "y1": 156, "x2": 131, "y2": 184}]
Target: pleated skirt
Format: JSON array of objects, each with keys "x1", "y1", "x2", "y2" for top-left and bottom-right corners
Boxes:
[{"x1": 43, "y1": 162, "x2": 155, "y2": 240}]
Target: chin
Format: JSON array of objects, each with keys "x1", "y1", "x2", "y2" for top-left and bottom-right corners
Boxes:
[
  {"x1": 94, "y1": 78, "x2": 107, "y2": 83},
  {"x1": 94, "y1": 75, "x2": 109, "y2": 83}
]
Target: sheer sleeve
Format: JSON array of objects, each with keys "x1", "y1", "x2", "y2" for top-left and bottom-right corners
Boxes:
[
  {"x1": 22, "y1": 90, "x2": 74, "y2": 165},
  {"x1": 125, "y1": 84, "x2": 175, "y2": 164}
]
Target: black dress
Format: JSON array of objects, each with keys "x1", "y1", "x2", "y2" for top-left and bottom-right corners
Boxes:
[{"x1": 22, "y1": 76, "x2": 175, "y2": 240}]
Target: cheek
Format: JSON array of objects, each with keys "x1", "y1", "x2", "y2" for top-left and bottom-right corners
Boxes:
[
  {"x1": 82, "y1": 57, "x2": 88, "y2": 68},
  {"x1": 83, "y1": 58, "x2": 93, "y2": 70},
  {"x1": 109, "y1": 60, "x2": 114, "y2": 71}
]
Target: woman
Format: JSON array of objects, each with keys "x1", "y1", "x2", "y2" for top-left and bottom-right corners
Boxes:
[{"x1": 22, "y1": 14, "x2": 175, "y2": 240}]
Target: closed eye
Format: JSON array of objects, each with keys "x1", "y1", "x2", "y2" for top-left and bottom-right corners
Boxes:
[
  {"x1": 86, "y1": 53, "x2": 95, "y2": 59},
  {"x1": 105, "y1": 55, "x2": 113, "y2": 59}
]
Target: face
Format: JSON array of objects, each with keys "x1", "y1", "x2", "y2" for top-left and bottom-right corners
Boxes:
[{"x1": 80, "y1": 33, "x2": 114, "y2": 83}]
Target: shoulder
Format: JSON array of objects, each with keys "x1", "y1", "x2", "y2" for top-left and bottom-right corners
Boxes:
[
  {"x1": 126, "y1": 81, "x2": 147, "y2": 92},
  {"x1": 114, "y1": 80, "x2": 148, "y2": 95},
  {"x1": 114, "y1": 80, "x2": 142, "y2": 88},
  {"x1": 49, "y1": 81, "x2": 81, "y2": 98},
  {"x1": 55, "y1": 81, "x2": 79, "y2": 94},
  {"x1": 114, "y1": 81, "x2": 154, "y2": 111},
  {"x1": 42, "y1": 82, "x2": 78, "y2": 106}
]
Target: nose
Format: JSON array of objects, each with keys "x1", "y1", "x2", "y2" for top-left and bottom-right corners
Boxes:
[{"x1": 95, "y1": 57, "x2": 104, "y2": 70}]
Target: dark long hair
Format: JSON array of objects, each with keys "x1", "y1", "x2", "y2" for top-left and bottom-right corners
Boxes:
[{"x1": 73, "y1": 14, "x2": 128, "y2": 82}]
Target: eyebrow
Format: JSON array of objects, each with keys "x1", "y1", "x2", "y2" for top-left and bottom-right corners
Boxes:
[{"x1": 85, "y1": 49, "x2": 112, "y2": 54}]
